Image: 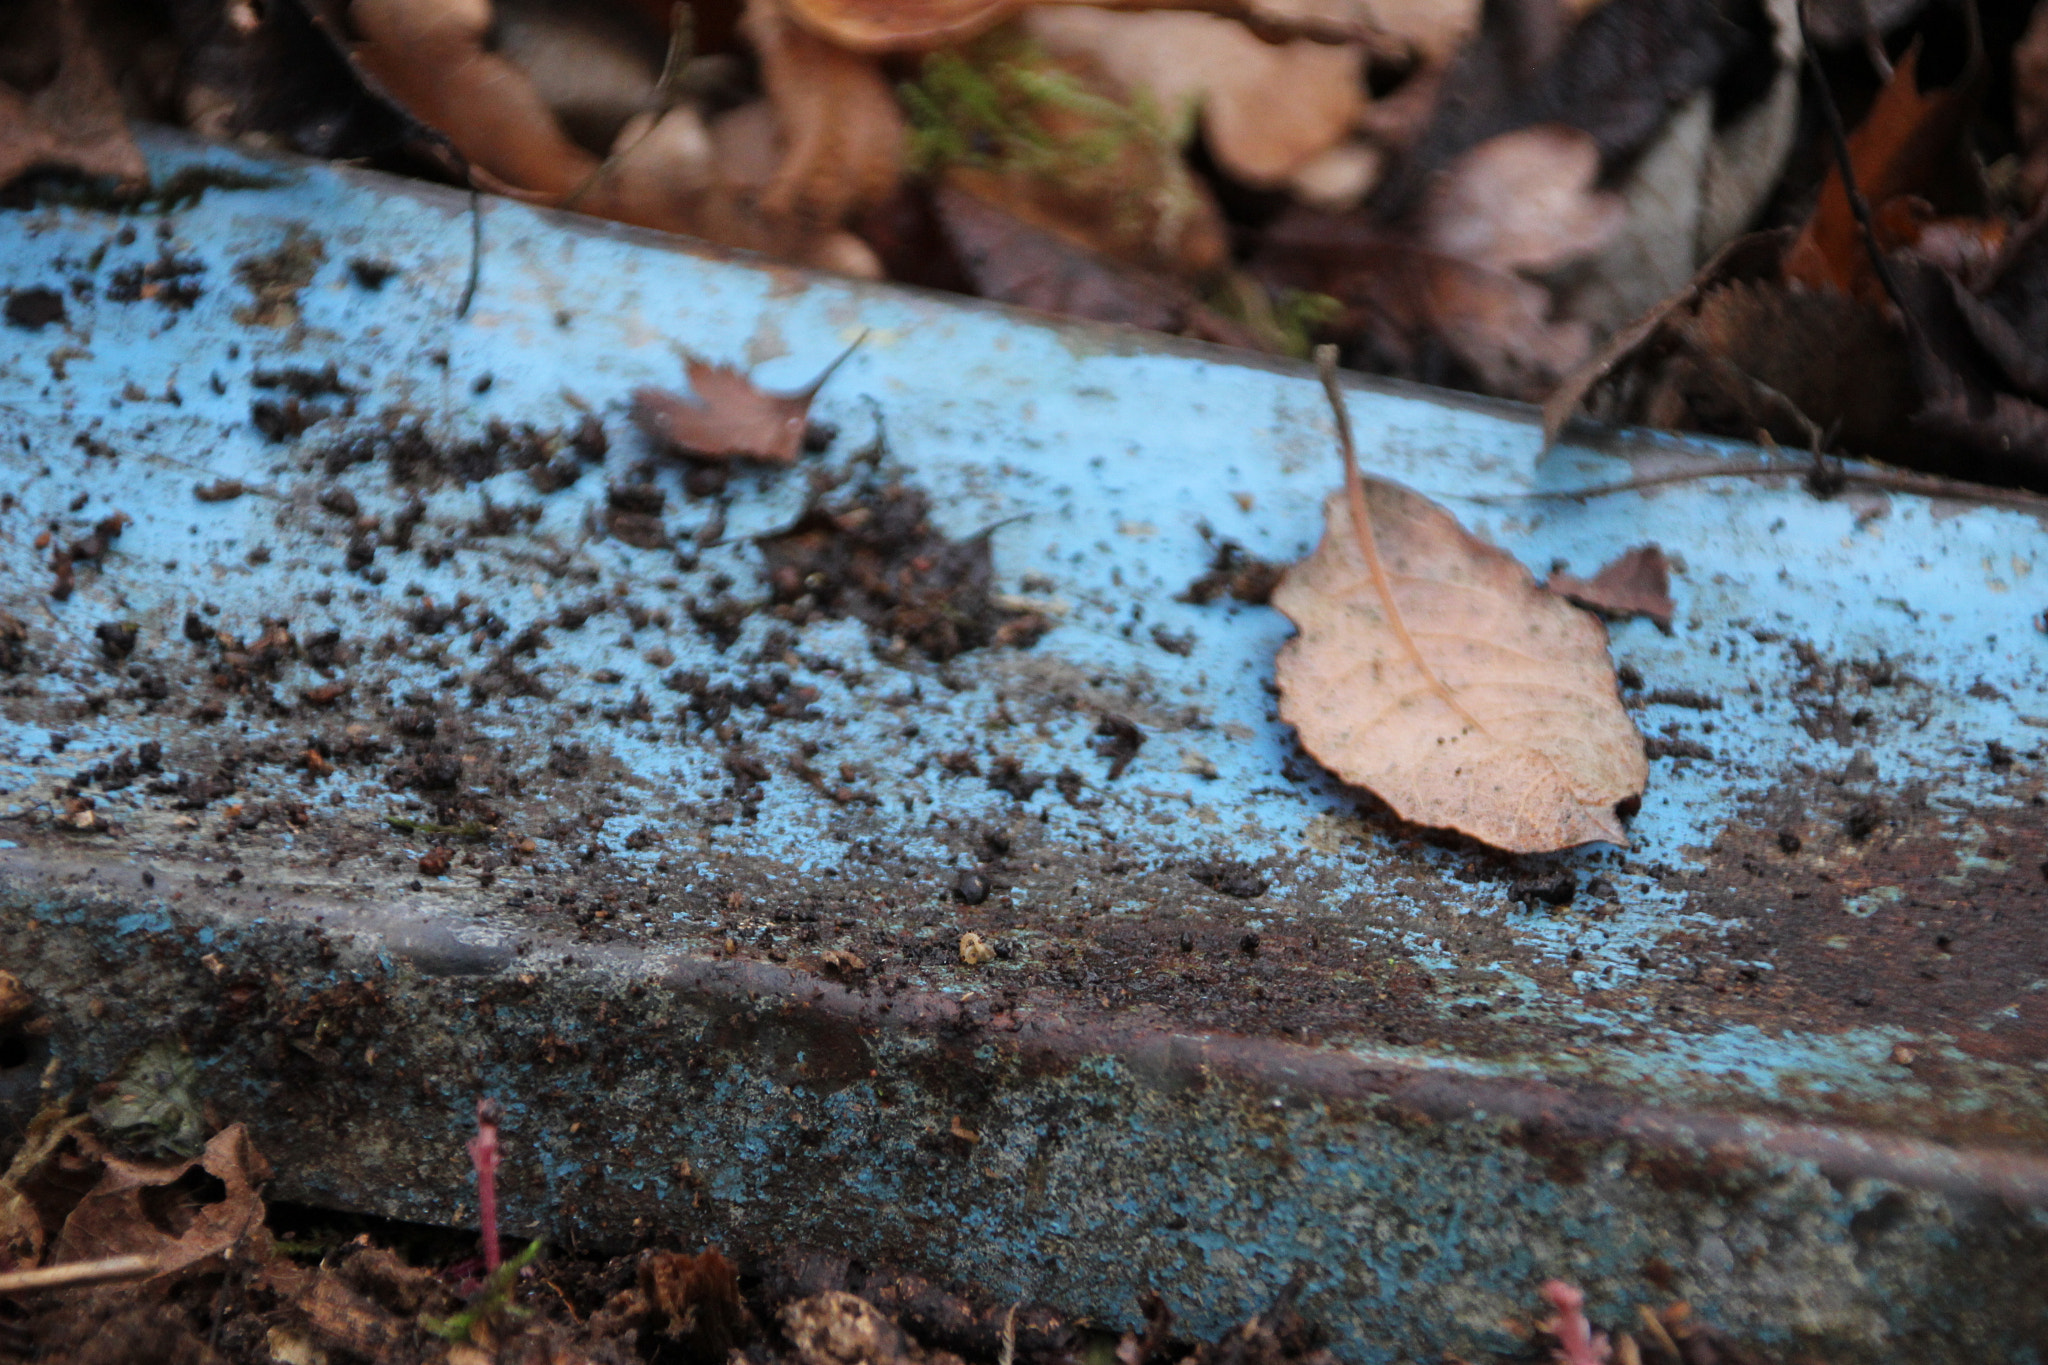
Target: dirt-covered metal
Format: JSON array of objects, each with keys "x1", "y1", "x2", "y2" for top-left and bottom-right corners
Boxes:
[{"x1": 2, "y1": 132, "x2": 2046, "y2": 1363}]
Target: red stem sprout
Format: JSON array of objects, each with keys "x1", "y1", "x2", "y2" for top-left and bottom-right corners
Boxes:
[
  {"x1": 468, "y1": 1097, "x2": 503, "y2": 1274},
  {"x1": 1540, "y1": 1280, "x2": 1610, "y2": 1365}
]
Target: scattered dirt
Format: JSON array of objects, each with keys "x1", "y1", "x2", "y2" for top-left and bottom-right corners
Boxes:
[
  {"x1": 758, "y1": 481, "x2": 1049, "y2": 661},
  {"x1": 105, "y1": 249, "x2": 205, "y2": 311},
  {"x1": 1178, "y1": 540, "x2": 1284, "y2": 606},
  {"x1": 315, "y1": 416, "x2": 608, "y2": 488},
  {"x1": 233, "y1": 225, "x2": 325, "y2": 327},
  {"x1": 4, "y1": 285, "x2": 66, "y2": 329}
]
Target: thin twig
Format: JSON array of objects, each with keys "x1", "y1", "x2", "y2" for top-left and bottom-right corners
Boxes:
[
  {"x1": 1314, "y1": 345, "x2": 1480, "y2": 730},
  {"x1": 1458, "y1": 460, "x2": 2048, "y2": 516},
  {"x1": 0, "y1": 1254, "x2": 159, "y2": 1295},
  {"x1": 1798, "y1": 1, "x2": 1912, "y2": 321}
]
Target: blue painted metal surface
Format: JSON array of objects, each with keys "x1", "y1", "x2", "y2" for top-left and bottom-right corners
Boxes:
[{"x1": 3, "y1": 131, "x2": 2047, "y2": 1361}]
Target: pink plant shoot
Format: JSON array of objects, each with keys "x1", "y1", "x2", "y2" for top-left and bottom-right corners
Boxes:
[
  {"x1": 469, "y1": 1097, "x2": 503, "y2": 1274},
  {"x1": 1540, "y1": 1280, "x2": 1611, "y2": 1365}
]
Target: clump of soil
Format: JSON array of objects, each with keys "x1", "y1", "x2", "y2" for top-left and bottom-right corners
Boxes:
[
  {"x1": 758, "y1": 483, "x2": 1047, "y2": 661},
  {"x1": 314, "y1": 415, "x2": 606, "y2": 486}
]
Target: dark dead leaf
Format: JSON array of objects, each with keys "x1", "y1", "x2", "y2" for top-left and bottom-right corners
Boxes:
[
  {"x1": 0, "y1": 0, "x2": 145, "y2": 191},
  {"x1": 51, "y1": 1124, "x2": 269, "y2": 1280},
  {"x1": 1258, "y1": 217, "x2": 1593, "y2": 399},
  {"x1": 0, "y1": 1105, "x2": 94, "y2": 1268},
  {"x1": 1274, "y1": 351, "x2": 1645, "y2": 853},
  {"x1": 1541, "y1": 228, "x2": 1790, "y2": 444},
  {"x1": 634, "y1": 341, "x2": 860, "y2": 464},
  {"x1": 1893, "y1": 252, "x2": 2048, "y2": 483},
  {"x1": 934, "y1": 183, "x2": 1195, "y2": 332},
  {"x1": 1546, "y1": 545, "x2": 1674, "y2": 629},
  {"x1": 179, "y1": 0, "x2": 429, "y2": 165}
]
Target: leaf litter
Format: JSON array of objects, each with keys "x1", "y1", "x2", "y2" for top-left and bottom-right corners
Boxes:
[{"x1": 1273, "y1": 350, "x2": 1646, "y2": 854}]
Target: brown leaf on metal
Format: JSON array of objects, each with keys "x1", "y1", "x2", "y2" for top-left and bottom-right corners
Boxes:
[
  {"x1": 1274, "y1": 349, "x2": 1646, "y2": 853},
  {"x1": 633, "y1": 339, "x2": 861, "y2": 464},
  {"x1": 0, "y1": 0, "x2": 146, "y2": 191},
  {"x1": 1546, "y1": 545, "x2": 1673, "y2": 629}
]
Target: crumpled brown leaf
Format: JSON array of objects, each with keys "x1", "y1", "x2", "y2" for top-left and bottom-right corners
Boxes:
[
  {"x1": 935, "y1": 183, "x2": 1217, "y2": 333},
  {"x1": 1275, "y1": 354, "x2": 1644, "y2": 853},
  {"x1": 349, "y1": 0, "x2": 598, "y2": 199},
  {"x1": 0, "y1": 0, "x2": 146, "y2": 191},
  {"x1": 1546, "y1": 545, "x2": 1674, "y2": 630},
  {"x1": 50, "y1": 1123, "x2": 271, "y2": 1279},
  {"x1": 1420, "y1": 124, "x2": 1623, "y2": 273},
  {"x1": 633, "y1": 342, "x2": 858, "y2": 464}
]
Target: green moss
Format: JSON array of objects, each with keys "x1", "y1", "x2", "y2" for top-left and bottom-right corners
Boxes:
[{"x1": 901, "y1": 34, "x2": 1185, "y2": 180}]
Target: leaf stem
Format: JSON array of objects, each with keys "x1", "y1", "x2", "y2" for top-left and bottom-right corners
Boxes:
[{"x1": 1313, "y1": 346, "x2": 1476, "y2": 729}]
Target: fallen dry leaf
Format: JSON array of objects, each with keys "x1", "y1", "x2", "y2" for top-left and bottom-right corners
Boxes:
[
  {"x1": 350, "y1": 0, "x2": 598, "y2": 198},
  {"x1": 633, "y1": 341, "x2": 860, "y2": 464},
  {"x1": 0, "y1": 1105, "x2": 93, "y2": 1267},
  {"x1": 1420, "y1": 124, "x2": 1623, "y2": 274},
  {"x1": 51, "y1": 1123, "x2": 270, "y2": 1279},
  {"x1": 1025, "y1": 10, "x2": 1366, "y2": 188},
  {"x1": 1257, "y1": 221, "x2": 1593, "y2": 399},
  {"x1": 643, "y1": 1248, "x2": 746, "y2": 1356},
  {"x1": 1546, "y1": 546, "x2": 1674, "y2": 629},
  {"x1": 935, "y1": 183, "x2": 1195, "y2": 331},
  {"x1": 1273, "y1": 350, "x2": 1645, "y2": 853},
  {"x1": 743, "y1": 0, "x2": 907, "y2": 224},
  {"x1": 0, "y1": 0, "x2": 146, "y2": 191}
]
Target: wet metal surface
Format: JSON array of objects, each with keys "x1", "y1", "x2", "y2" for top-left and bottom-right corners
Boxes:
[{"x1": 2, "y1": 132, "x2": 2047, "y2": 1361}]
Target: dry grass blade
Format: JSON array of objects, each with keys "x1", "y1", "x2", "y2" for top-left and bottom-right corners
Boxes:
[
  {"x1": 0, "y1": 1253, "x2": 159, "y2": 1295},
  {"x1": 1272, "y1": 348, "x2": 1646, "y2": 853}
]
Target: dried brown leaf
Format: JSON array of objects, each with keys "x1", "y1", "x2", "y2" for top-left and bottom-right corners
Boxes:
[
  {"x1": 51, "y1": 1123, "x2": 269, "y2": 1279},
  {"x1": 934, "y1": 183, "x2": 1195, "y2": 331},
  {"x1": 0, "y1": 0, "x2": 145, "y2": 191},
  {"x1": 1539, "y1": 227, "x2": 1790, "y2": 444},
  {"x1": 1546, "y1": 546, "x2": 1673, "y2": 629},
  {"x1": 1420, "y1": 125, "x2": 1622, "y2": 274},
  {"x1": 0, "y1": 1105, "x2": 93, "y2": 1268},
  {"x1": 1274, "y1": 353, "x2": 1645, "y2": 853},
  {"x1": 744, "y1": 0, "x2": 907, "y2": 224},
  {"x1": 633, "y1": 342, "x2": 858, "y2": 464}
]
